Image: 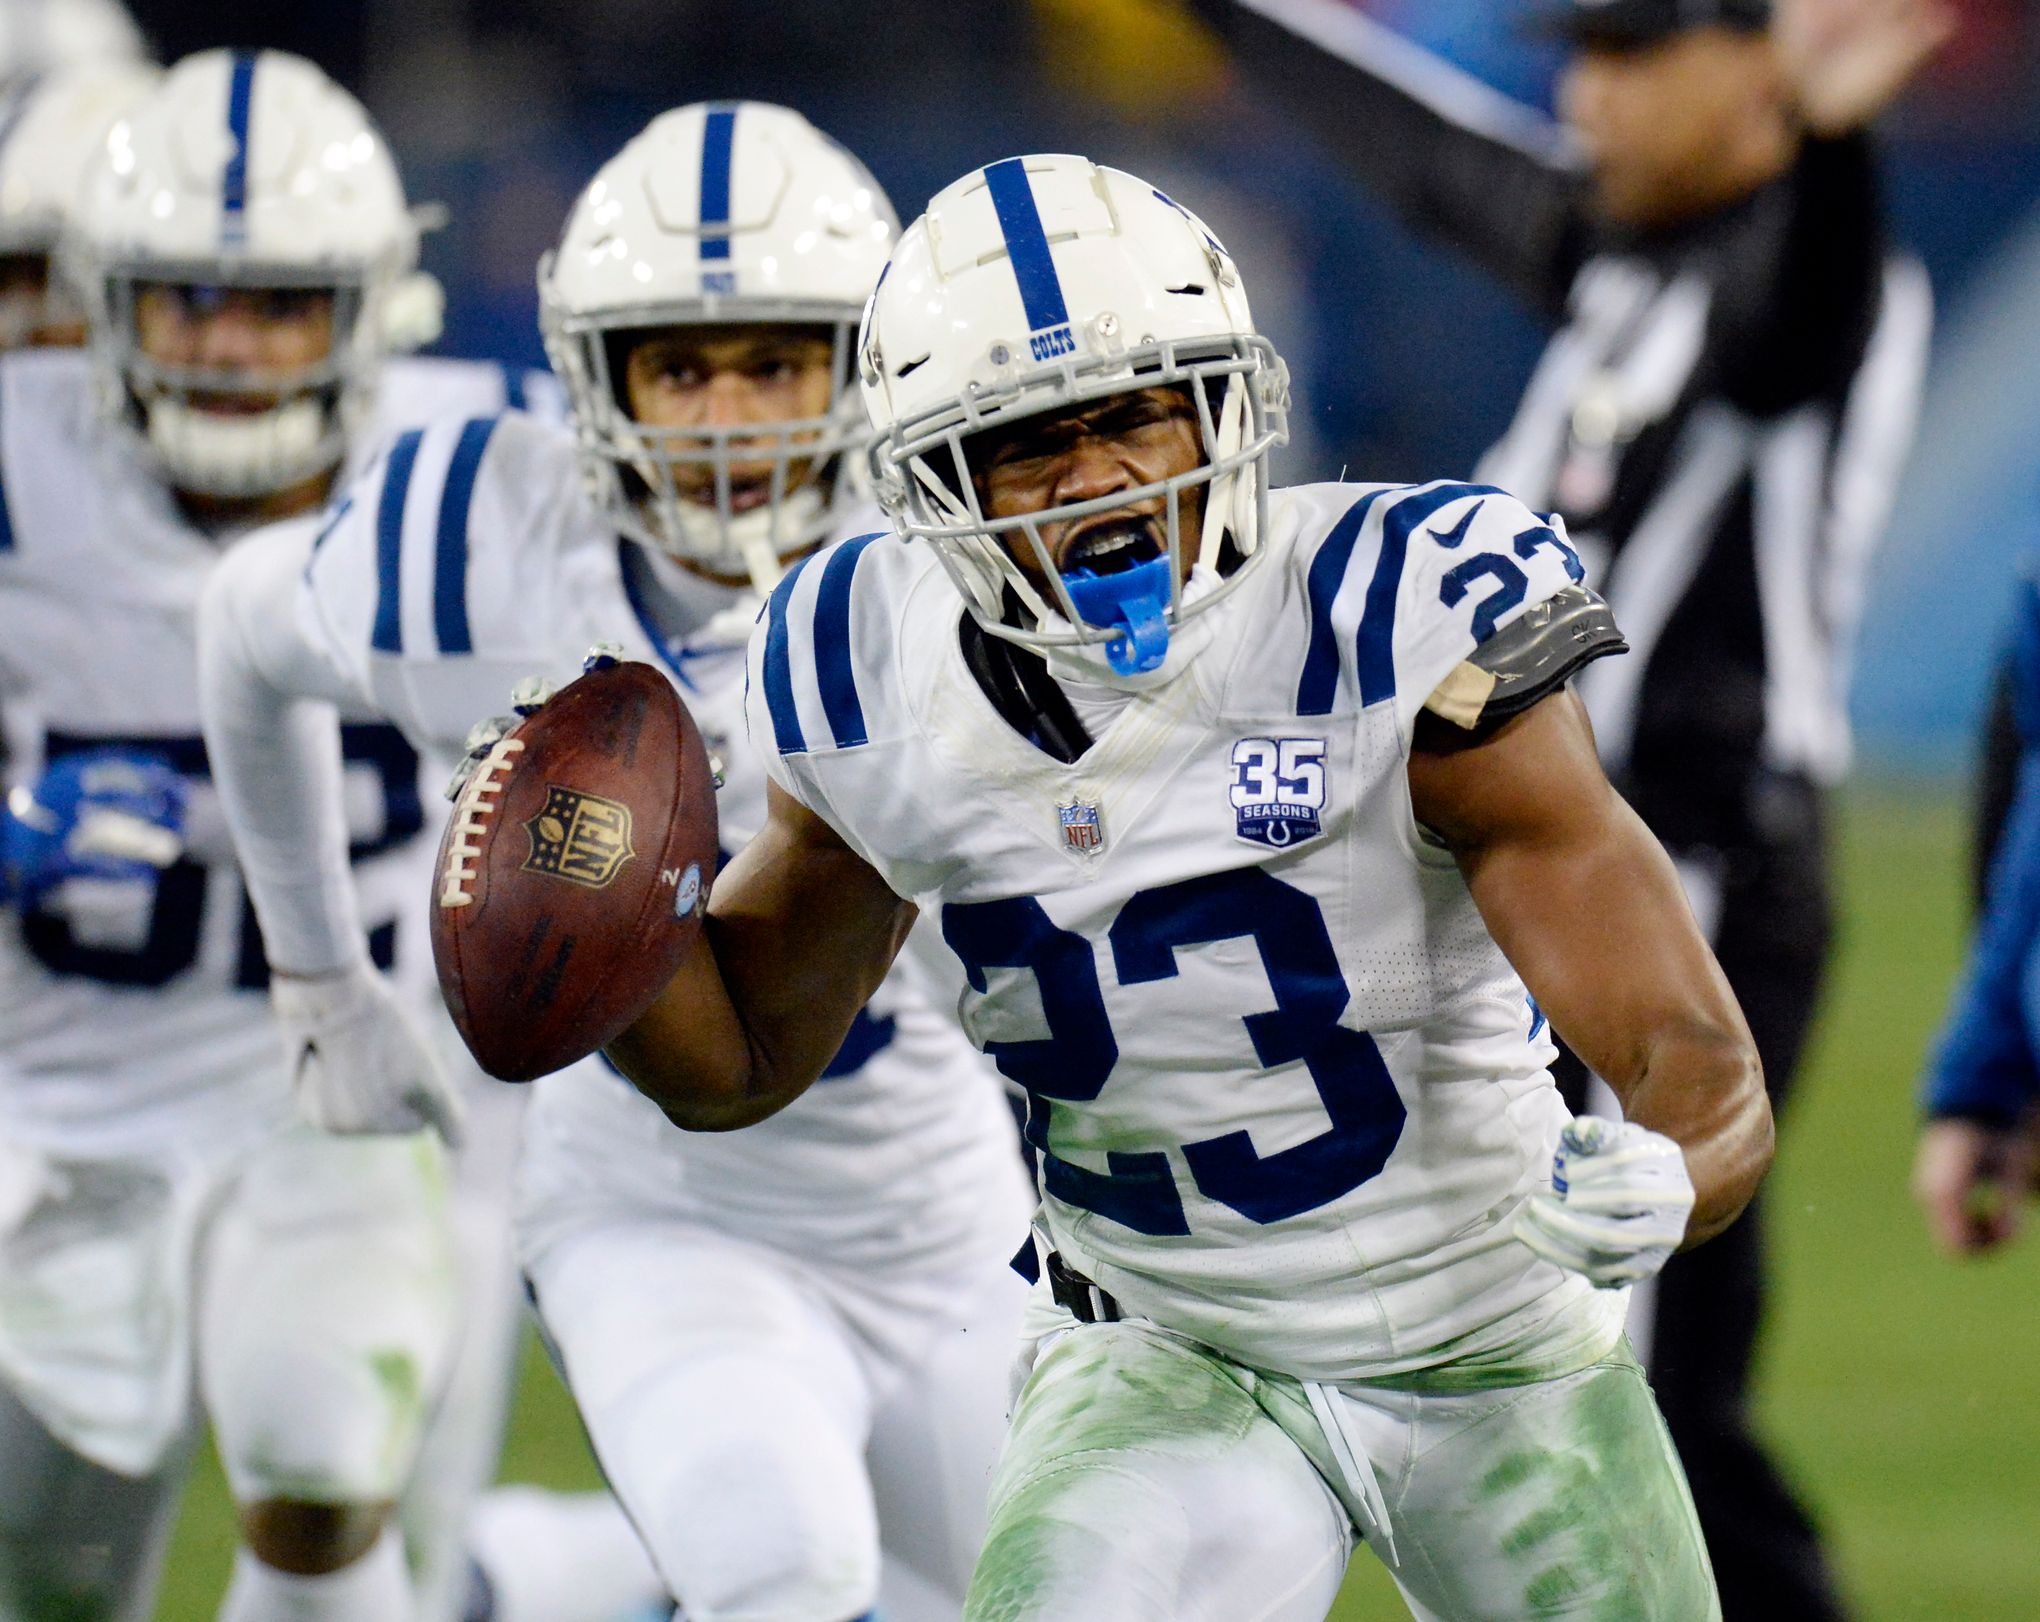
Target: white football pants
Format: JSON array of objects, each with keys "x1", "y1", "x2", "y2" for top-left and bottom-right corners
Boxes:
[
  {"x1": 0, "y1": 1125, "x2": 458, "y2": 1619},
  {"x1": 967, "y1": 1294, "x2": 1719, "y2": 1622},
  {"x1": 525, "y1": 1214, "x2": 1030, "y2": 1622}
]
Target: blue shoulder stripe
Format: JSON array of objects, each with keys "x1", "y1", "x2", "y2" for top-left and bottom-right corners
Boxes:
[
  {"x1": 1354, "y1": 483, "x2": 1506, "y2": 706},
  {"x1": 1296, "y1": 490, "x2": 1390, "y2": 716},
  {"x1": 813, "y1": 534, "x2": 884, "y2": 750},
  {"x1": 762, "y1": 551, "x2": 822, "y2": 757},
  {"x1": 433, "y1": 416, "x2": 500, "y2": 656},
  {"x1": 371, "y1": 430, "x2": 425, "y2": 655}
]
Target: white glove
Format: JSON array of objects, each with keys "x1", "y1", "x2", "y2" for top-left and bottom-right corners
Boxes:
[
  {"x1": 271, "y1": 965, "x2": 465, "y2": 1145},
  {"x1": 1514, "y1": 1117, "x2": 1695, "y2": 1289}
]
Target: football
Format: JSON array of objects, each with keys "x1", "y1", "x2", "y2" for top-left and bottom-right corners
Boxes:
[{"x1": 430, "y1": 659, "x2": 719, "y2": 1082}]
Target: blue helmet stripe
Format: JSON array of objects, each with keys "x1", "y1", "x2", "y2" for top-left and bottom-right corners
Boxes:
[
  {"x1": 762, "y1": 551, "x2": 821, "y2": 756},
  {"x1": 1355, "y1": 483, "x2": 1505, "y2": 706},
  {"x1": 221, "y1": 52, "x2": 258, "y2": 247},
  {"x1": 698, "y1": 105, "x2": 737, "y2": 261},
  {"x1": 1295, "y1": 490, "x2": 1390, "y2": 717},
  {"x1": 433, "y1": 416, "x2": 500, "y2": 656},
  {"x1": 371, "y1": 430, "x2": 425, "y2": 655},
  {"x1": 982, "y1": 158, "x2": 1070, "y2": 337},
  {"x1": 813, "y1": 534, "x2": 883, "y2": 749}
]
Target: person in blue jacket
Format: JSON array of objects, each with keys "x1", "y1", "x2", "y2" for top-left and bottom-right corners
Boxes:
[{"x1": 1920, "y1": 568, "x2": 2040, "y2": 1253}]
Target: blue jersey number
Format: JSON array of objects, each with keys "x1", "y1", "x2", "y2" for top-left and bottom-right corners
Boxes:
[
  {"x1": 1435, "y1": 522, "x2": 1586, "y2": 643},
  {"x1": 943, "y1": 867, "x2": 1406, "y2": 1234},
  {"x1": 21, "y1": 726, "x2": 421, "y2": 989}
]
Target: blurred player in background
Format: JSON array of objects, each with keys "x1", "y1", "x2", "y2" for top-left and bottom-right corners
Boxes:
[
  {"x1": 0, "y1": 48, "x2": 546, "y2": 1622},
  {"x1": 1184, "y1": 0, "x2": 1943, "y2": 1612},
  {"x1": 0, "y1": 0, "x2": 144, "y2": 92},
  {"x1": 0, "y1": 62, "x2": 160, "y2": 348},
  {"x1": 199, "y1": 102, "x2": 1033, "y2": 1622},
  {"x1": 1917, "y1": 565, "x2": 2040, "y2": 1255},
  {"x1": 604, "y1": 150, "x2": 1772, "y2": 1622}
]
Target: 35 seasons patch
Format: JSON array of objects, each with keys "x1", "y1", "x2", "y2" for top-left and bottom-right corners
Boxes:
[{"x1": 522, "y1": 784, "x2": 637, "y2": 889}]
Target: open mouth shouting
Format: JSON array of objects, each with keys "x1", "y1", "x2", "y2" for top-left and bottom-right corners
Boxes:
[{"x1": 1057, "y1": 513, "x2": 1165, "y2": 578}]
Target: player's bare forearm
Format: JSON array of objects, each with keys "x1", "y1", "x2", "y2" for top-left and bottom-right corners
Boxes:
[
  {"x1": 606, "y1": 783, "x2": 915, "y2": 1132},
  {"x1": 1410, "y1": 692, "x2": 1772, "y2": 1245}
]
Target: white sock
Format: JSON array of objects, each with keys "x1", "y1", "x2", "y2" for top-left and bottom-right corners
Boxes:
[
  {"x1": 217, "y1": 1529, "x2": 411, "y2": 1622},
  {"x1": 468, "y1": 1486, "x2": 666, "y2": 1622}
]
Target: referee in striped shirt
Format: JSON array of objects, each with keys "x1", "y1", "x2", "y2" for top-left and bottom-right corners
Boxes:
[{"x1": 1186, "y1": 0, "x2": 1947, "y2": 1615}]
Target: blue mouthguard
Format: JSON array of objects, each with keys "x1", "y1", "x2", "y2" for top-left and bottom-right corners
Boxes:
[{"x1": 1062, "y1": 555, "x2": 1173, "y2": 677}]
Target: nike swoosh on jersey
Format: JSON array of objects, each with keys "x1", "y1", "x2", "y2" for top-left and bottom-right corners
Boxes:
[{"x1": 1427, "y1": 500, "x2": 1486, "y2": 550}]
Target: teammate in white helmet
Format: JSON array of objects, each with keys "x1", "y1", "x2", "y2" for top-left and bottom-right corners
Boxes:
[
  {"x1": 0, "y1": 0, "x2": 144, "y2": 91},
  {"x1": 0, "y1": 48, "x2": 549, "y2": 1622},
  {"x1": 0, "y1": 60, "x2": 159, "y2": 348},
  {"x1": 588, "y1": 154, "x2": 1777, "y2": 1620},
  {"x1": 199, "y1": 102, "x2": 1031, "y2": 1622}
]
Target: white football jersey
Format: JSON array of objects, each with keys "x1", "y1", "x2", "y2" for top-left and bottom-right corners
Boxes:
[
  {"x1": 749, "y1": 480, "x2": 1633, "y2": 1383},
  {"x1": 0, "y1": 348, "x2": 556, "y2": 1154},
  {"x1": 289, "y1": 409, "x2": 1027, "y2": 1267}
]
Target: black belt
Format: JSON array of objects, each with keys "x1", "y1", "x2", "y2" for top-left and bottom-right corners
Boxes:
[{"x1": 1045, "y1": 1248, "x2": 1122, "y2": 1325}]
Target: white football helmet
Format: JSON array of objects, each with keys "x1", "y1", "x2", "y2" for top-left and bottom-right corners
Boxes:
[
  {"x1": 539, "y1": 101, "x2": 896, "y2": 592},
  {"x1": 859, "y1": 154, "x2": 1289, "y2": 683},
  {"x1": 0, "y1": 61, "x2": 158, "y2": 347},
  {"x1": 64, "y1": 49, "x2": 441, "y2": 497},
  {"x1": 0, "y1": 0, "x2": 145, "y2": 90}
]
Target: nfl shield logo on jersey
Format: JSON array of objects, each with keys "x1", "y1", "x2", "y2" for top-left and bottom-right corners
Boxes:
[
  {"x1": 1230, "y1": 738, "x2": 1328, "y2": 849},
  {"x1": 1058, "y1": 799, "x2": 1105, "y2": 855}
]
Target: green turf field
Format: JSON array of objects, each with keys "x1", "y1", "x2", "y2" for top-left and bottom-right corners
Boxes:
[{"x1": 154, "y1": 787, "x2": 2040, "y2": 1620}]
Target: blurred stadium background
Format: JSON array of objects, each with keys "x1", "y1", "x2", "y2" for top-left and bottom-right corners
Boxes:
[{"x1": 110, "y1": 0, "x2": 2040, "y2": 1616}]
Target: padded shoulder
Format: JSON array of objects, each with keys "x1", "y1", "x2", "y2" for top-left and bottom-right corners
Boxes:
[
  {"x1": 308, "y1": 409, "x2": 587, "y2": 661},
  {"x1": 1275, "y1": 479, "x2": 1591, "y2": 738},
  {"x1": 747, "y1": 527, "x2": 923, "y2": 763}
]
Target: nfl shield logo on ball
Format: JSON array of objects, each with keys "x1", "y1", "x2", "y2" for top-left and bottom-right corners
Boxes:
[
  {"x1": 523, "y1": 784, "x2": 637, "y2": 889},
  {"x1": 1058, "y1": 799, "x2": 1104, "y2": 855}
]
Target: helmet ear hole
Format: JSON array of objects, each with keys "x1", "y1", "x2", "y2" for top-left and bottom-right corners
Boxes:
[{"x1": 380, "y1": 271, "x2": 443, "y2": 351}]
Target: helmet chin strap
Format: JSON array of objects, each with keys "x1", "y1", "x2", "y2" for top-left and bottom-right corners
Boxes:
[
  {"x1": 145, "y1": 396, "x2": 332, "y2": 498},
  {"x1": 659, "y1": 483, "x2": 826, "y2": 594}
]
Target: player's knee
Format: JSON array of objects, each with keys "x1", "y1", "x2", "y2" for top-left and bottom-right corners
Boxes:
[
  {"x1": 238, "y1": 1497, "x2": 393, "y2": 1577},
  {"x1": 632, "y1": 1429, "x2": 878, "y2": 1617}
]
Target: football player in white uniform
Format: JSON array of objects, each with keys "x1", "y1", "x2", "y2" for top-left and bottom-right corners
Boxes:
[
  {"x1": 198, "y1": 103, "x2": 1032, "y2": 1622},
  {"x1": 0, "y1": 0, "x2": 145, "y2": 91},
  {"x1": 0, "y1": 60, "x2": 161, "y2": 349},
  {"x1": 0, "y1": 49, "x2": 546, "y2": 1622},
  {"x1": 597, "y1": 155, "x2": 1778, "y2": 1620}
]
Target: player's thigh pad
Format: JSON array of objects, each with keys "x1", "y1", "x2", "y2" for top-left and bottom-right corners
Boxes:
[
  {"x1": 198, "y1": 1130, "x2": 458, "y2": 1507},
  {"x1": 865, "y1": 1255, "x2": 1032, "y2": 1607},
  {"x1": 966, "y1": 1309, "x2": 1350, "y2": 1622},
  {"x1": 527, "y1": 1217, "x2": 883, "y2": 1622},
  {"x1": 0, "y1": 1138, "x2": 213, "y2": 1476},
  {"x1": 1365, "y1": 1352, "x2": 1719, "y2": 1621}
]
